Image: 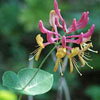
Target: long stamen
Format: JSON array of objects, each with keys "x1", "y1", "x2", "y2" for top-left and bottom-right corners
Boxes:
[
  {"x1": 29, "y1": 55, "x2": 36, "y2": 61},
  {"x1": 29, "y1": 48, "x2": 40, "y2": 61},
  {"x1": 59, "y1": 63, "x2": 63, "y2": 76},
  {"x1": 73, "y1": 58, "x2": 80, "y2": 68},
  {"x1": 88, "y1": 48, "x2": 98, "y2": 53},
  {"x1": 84, "y1": 53, "x2": 91, "y2": 57},
  {"x1": 84, "y1": 60, "x2": 93, "y2": 69},
  {"x1": 73, "y1": 59, "x2": 82, "y2": 76},
  {"x1": 82, "y1": 55, "x2": 92, "y2": 61},
  {"x1": 30, "y1": 47, "x2": 39, "y2": 54},
  {"x1": 81, "y1": 43, "x2": 92, "y2": 52},
  {"x1": 73, "y1": 57, "x2": 77, "y2": 63}
]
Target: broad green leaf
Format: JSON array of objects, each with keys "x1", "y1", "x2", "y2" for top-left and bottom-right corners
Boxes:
[{"x1": 2, "y1": 68, "x2": 53, "y2": 96}]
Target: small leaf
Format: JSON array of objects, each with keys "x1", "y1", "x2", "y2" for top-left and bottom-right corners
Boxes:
[{"x1": 2, "y1": 68, "x2": 53, "y2": 96}]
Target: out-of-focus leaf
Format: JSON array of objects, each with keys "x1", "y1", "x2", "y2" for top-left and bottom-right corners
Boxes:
[
  {"x1": 19, "y1": 0, "x2": 54, "y2": 32},
  {"x1": 0, "y1": 3, "x2": 19, "y2": 35},
  {"x1": 85, "y1": 85, "x2": 100, "y2": 100},
  {"x1": 0, "y1": 90, "x2": 17, "y2": 100}
]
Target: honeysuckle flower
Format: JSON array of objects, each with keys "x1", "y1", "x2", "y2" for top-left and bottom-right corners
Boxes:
[
  {"x1": 30, "y1": 0, "x2": 97, "y2": 75},
  {"x1": 54, "y1": 0, "x2": 67, "y2": 32},
  {"x1": 68, "y1": 12, "x2": 89, "y2": 33},
  {"x1": 67, "y1": 24, "x2": 95, "y2": 44},
  {"x1": 49, "y1": 10, "x2": 62, "y2": 33},
  {"x1": 61, "y1": 36, "x2": 72, "y2": 50},
  {"x1": 39, "y1": 20, "x2": 59, "y2": 43},
  {"x1": 68, "y1": 43, "x2": 93, "y2": 75},
  {"x1": 54, "y1": 47, "x2": 66, "y2": 73}
]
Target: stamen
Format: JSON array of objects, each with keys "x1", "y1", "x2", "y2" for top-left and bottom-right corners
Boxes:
[
  {"x1": 82, "y1": 55, "x2": 92, "y2": 61},
  {"x1": 72, "y1": 59, "x2": 82, "y2": 76},
  {"x1": 81, "y1": 43, "x2": 92, "y2": 52},
  {"x1": 73, "y1": 58, "x2": 80, "y2": 68},
  {"x1": 73, "y1": 57, "x2": 77, "y2": 63},
  {"x1": 30, "y1": 47, "x2": 39, "y2": 54},
  {"x1": 84, "y1": 52, "x2": 90, "y2": 55},
  {"x1": 59, "y1": 64, "x2": 63, "y2": 76},
  {"x1": 84, "y1": 61, "x2": 93, "y2": 69},
  {"x1": 84, "y1": 52, "x2": 91, "y2": 57},
  {"x1": 88, "y1": 48, "x2": 98, "y2": 53},
  {"x1": 29, "y1": 55, "x2": 35, "y2": 61}
]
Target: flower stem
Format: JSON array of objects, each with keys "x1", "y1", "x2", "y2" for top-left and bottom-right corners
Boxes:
[
  {"x1": 18, "y1": 95, "x2": 22, "y2": 100},
  {"x1": 22, "y1": 45, "x2": 56, "y2": 90}
]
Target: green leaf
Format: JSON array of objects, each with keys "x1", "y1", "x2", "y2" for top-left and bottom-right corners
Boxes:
[{"x1": 2, "y1": 68, "x2": 53, "y2": 96}]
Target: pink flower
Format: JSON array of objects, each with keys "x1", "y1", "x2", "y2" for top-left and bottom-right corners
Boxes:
[
  {"x1": 68, "y1": 12, "x2": 89, "y2": 33},
  {"x1": 33, "y1": 0, "x2": 97, "y2": 75},
  {"x1": 54, "y1": 0, "x2": 67, "y2": 32},
  {"x1": 39, "y1": 20, "x2": 59, "y2": 43},
  {"x1": 67, "y1": 24, "x2": 95, "y2": 44}
]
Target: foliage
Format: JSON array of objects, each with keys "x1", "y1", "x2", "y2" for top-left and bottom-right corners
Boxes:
[{"x1": 2, "y1": 68, "x2": 53, "y2": 95}]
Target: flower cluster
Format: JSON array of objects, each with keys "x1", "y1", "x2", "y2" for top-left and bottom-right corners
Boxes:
[{"x1": 34, "y1": 0, "x2": 98, "y2": 76}]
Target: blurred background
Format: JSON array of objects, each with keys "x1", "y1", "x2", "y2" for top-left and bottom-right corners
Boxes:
[{"x1": 0, "y1": 0, "x2": 100, "y2": 100}]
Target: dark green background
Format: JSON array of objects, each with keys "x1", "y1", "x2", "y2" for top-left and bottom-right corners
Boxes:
[{"x1": 0, "y1": 0, "x2": 100, "y2": 100}]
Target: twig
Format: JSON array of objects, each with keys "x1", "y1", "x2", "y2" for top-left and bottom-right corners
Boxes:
[
  {"x1": 28, "y1": 55, "x2": 34, "y2": 100},
  {"x1": 18, "y1": 95, "x2": 22, "y2": 100},
  {"x1": 57, "y1": 78, "x2": 63, "y2": 100},
  {"x1": 62, "y1": 78, "x2": 71, "y2": 100},
  {"x1": 51, "y1": 42, "x2": 73, "y2": 100}
]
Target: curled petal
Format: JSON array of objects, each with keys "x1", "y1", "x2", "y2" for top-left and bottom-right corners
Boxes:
[
  {"x1": 47, "y1": 33, "x2": 55, "y2": 43},
  {"x1": 77, "y1": 12, "x2": 89, "y2": 29},
  {"x1": 71, "y1": 24, "x2": 95, "y2": 44},
  {"x1": 49, "y1": 10, "x2": 56, "y2": 27},
  {"x1": 78, "y1": 24, "x2": 95, "y2": 44},
  {"x1": 54, "y1": 0, "x2": 67, "y2": 32},
  {"x1": 55, "y1": 17, "x2": 63, "y2": 28},
  {"x1": 39, "y1": 20, "x2": 59, "y2": 35},
  {"x1": 68, "y1": 18, "x2": 77, "y2": 33},
  {"x1": 72, "y1": 18, "x2": 77, "y2": 31},
  {"x1": 49, "y1": 10, "x2": 58, "y2": 33},
  {"x1": 62, "y1": 20, "x2": 67, "y2": 32},
  {"x1": 68, "y1": 11, "x2": 89, "y2": 33},
  {"x1": 54, "y1": 0, "x2": 63, "y2": 22},
  {"x1": 39, "y1": 20, "x2": 48, "y2": 33},
  {"x1": 77, "y1": 12, "x2": 86, "y2": 24},
  {"x1": 83, "y1": 24, "x2": 95, "y2": 38},
  {"x1": 39, "y1": 20, "x2": 60, "y2": 43}
]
